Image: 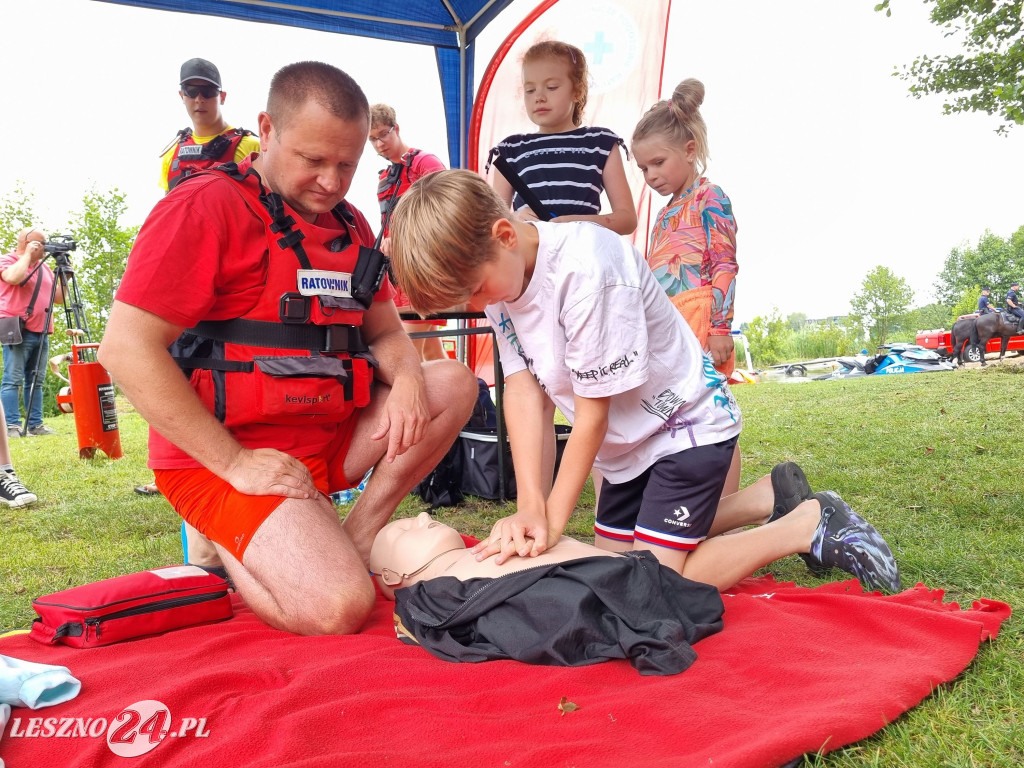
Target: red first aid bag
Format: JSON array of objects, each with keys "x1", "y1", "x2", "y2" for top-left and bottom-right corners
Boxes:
[{"x1": 29, "y1": 565, "x2": 233, "y2": 648}]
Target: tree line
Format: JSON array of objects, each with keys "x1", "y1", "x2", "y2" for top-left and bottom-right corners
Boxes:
[{"x1": 741, "y1": 225, "x2": 1024, "y2": 367}]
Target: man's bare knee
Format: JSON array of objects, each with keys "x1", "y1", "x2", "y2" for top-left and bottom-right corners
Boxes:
[
  {"x1": 284, "y1": 579, "x2": 376, "y2": 636},
  {"x1": 429, "y1": 360, "x2": 477, "y2": 419}
]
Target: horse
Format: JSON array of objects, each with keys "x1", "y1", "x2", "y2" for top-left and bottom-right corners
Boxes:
[{"x1": 948, "y1": 312, "x2": 1021, "y2": 366}]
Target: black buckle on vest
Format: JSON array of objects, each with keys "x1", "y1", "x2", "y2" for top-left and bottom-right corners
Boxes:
[
  {"x1": 323, "y1": 326, "x2": 353, "y2": 353},
  {"x1": 279, "y1": 293, "x2": 311, "y2": 324},
  {"x1": 276, "y1": 229, "x2": 305, "y2": 250}
]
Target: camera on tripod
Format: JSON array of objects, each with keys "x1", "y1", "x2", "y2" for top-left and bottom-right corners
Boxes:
[{"x1": 43, "y1": 235, "x2": 77, "y2": 255}]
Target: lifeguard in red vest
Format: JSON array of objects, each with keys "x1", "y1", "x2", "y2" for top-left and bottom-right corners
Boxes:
[
  {"x1": 159, "y1": 58, "x2": 260, "y2": 192},
  {"x1": 369, "y1": 104, "x2": 448, "y2": 362}
]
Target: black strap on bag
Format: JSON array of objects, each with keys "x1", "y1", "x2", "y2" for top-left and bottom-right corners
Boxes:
[
  {"x1": 486, "y1": 147, "x2": 555, "y2": 221},
  {"x1": 17, "y1": 260, "x2": 47, "y2": 319},
  {"x1": 24, "y1": 266, "x2": 45, "y2": 321}
]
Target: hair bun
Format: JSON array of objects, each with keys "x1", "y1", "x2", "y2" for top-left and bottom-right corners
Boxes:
[{"x1": 671, "y1": 78, "x2": 705, "y2": 117}]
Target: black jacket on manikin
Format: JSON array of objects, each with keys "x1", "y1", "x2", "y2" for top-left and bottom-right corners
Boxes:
[{"x1": 393, "y1": 550, "x2": 724, "y2": 675}]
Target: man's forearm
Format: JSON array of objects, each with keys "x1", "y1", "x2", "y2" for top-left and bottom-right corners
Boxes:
[
  {"x1": 111, "y1": 350, "x2": 245, "y2": 476},
  {"x1": 367, "y1": 325, "x2": 423, "y2": 388},
  {"x1": 1, "y1": 253, "x2": 34, "y2": 286},
  {"x1": 98, "y1": 303, "x2": 245, "y2": 476}
]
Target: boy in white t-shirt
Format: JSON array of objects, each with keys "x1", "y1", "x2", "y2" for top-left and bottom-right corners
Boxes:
[{"x1": 388, "y1": 170, "x2": 901, "y2": 593}]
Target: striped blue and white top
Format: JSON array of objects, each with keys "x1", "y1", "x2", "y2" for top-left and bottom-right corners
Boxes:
[{"x1": 490, "y1": 126, "x2": 626, "y2": 218}]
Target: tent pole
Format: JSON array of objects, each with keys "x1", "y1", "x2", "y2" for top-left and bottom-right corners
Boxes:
[{"x1": 459, "y1": 32, "x2": 468, "y2": 168}]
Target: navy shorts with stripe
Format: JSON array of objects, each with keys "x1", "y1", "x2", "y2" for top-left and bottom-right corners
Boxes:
[{"x1": 595, "y1": 437, "x2": 737, "y2": 551}]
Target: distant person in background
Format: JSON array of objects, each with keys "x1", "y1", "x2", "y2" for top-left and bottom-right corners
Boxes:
[
  {"x1": 139, "y1": 56, "x2": 261, "y2": 496},
  {"x1": 159, "y1": 57, "x2": 260, "y2": 193},
  {"x1": 488, "y1": 40, "x2": 636, "y2": 236},
  {"x1": 0, "y1": 228, "x2": 61, "y2": 438},
  {"x1": 369, "y1": 103, "x2": 447, "y2": 362},
  {"x1": 977, "y1": 287, "x2": 995, "y2": 315},
  {"x1": 137, "y1": 58, "x2": 260, "y2": 573},
  {"x1": 1005, "y1": 281, "x2": 1024, "y2": 333},
  {"x1": 631, "y1": 78, "x2": 741, "y2": 496}
]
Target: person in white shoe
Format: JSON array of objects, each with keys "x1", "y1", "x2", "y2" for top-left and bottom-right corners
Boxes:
[{"x1": 0, "y1": 401, "x2": 37, "y2": 508}]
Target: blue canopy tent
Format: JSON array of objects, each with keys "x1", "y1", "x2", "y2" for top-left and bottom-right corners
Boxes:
[{"x1": 90, "y1": 0, "x2": 519, "y2": 167}]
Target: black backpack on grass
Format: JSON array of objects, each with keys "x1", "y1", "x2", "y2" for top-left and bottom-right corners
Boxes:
[{"x1": 412, "y1": 379, "x2": 495, "y2": 508}]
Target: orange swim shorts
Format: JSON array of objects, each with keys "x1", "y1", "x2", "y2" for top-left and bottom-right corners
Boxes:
[{"x1": 154, "y1": 424, "x2": 357, "y2": 561}]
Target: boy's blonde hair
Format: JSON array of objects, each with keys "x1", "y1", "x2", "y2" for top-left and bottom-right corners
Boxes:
[
  {"x1": 369, "y1": 103, "x2": 396, "y2": 128},
  {"x1": 389, "y1": 170, "x2": 511, "y2": 316},
  {"x1": 632, "y1": 78, "x2": 709, "y2": 176},
  {"x1": 522, "y1": 40, "x2": 589, "y2": 127}
]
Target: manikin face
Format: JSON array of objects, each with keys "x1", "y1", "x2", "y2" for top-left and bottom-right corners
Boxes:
[
  {"x1": 370, "y1": 513, "x2": 466, "y2": 590},
  {"x1": 521, "y1": 56, "x2": 577, "y2": 133},
  {"x1": 256, "y1": 100, "x2": 368, "y2": 222},
  {"x1": 632, "y1": 136, "x2": 697, "y2": 199}
]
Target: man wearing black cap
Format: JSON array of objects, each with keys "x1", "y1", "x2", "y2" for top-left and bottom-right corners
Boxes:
[
  {"x1": 159, "y1": 57, "x2": 260, "y2": 192},
  {"x1": 1005, "y1": 281, "x2": 1024, "y2": 333},
  {"x1": 977, "y1": 286, "x2": 995, "y2": 315},
  {"x1": 135, "y1": 58, "x2": 261, "y2": 548}
]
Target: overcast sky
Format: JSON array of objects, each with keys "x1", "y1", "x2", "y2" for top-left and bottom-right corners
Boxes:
[{"x1": 2, "y1": 0, "x2": 1021, "y2": 325}]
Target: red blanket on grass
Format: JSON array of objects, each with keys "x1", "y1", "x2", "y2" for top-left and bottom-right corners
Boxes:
[{"x1": 0, "y1": 576, "x2": 1009, "y2": 768}]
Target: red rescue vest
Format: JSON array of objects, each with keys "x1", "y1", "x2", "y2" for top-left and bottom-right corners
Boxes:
[
  {"x1": 376, "y1": 149, "x2": 421, "y2": 237},
  {"x1": 166, "y1": 127, "x2": 255, "y2": 191},
  {"x1": 172, "y1": 164, "x2": 389, "y2": 428}
]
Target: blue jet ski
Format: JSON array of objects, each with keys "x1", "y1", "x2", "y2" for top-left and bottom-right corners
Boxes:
[
  {"x1": 868, "y1": 343, "x2": 955, "y2": 375},
  {"x1": 814, "y1": 344, "x2": 953, "y2": 380}
]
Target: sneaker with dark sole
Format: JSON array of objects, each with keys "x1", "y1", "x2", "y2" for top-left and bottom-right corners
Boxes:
[
  {"x1": 27, "y1": 424, "x2": 57, "y2": 436},
  {"x1": 809, "y1": 491, "x2": 902, "y2": 593},
  {"x1": 0, "y1": 471, "x2": 38, "y2": 508}
]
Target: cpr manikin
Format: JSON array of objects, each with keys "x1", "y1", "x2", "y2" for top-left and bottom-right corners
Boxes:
[
  {"x1": 369, "y1": 512, "x2": 618, "y2": 598},
  {"x1": 369, "y1": 513, "x2": 724, "y2": 675}
]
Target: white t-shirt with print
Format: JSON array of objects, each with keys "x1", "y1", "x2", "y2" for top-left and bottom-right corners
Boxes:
[{"x1": 485, "y1": 221, "x2": 742, "y2": 484}]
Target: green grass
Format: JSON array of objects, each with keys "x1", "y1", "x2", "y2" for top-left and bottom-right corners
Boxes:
[{"x1": 1, "y1": 369, "x2": 1021, "y2": 766}]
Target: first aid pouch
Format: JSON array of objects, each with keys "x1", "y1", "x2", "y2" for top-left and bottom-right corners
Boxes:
[{"x1": 29, "y1": 566, "x2": 233, "y2": 648}]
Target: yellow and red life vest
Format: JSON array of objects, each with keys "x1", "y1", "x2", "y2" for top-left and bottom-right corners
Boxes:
[{"x1": 166, "y1": 127, "x2": 255, "y2": 191}]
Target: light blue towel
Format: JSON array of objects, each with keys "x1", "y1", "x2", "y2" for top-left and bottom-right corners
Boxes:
[
  {"x1": 0, "y1": 655, "x2": 81, "y2": 709},
  {"x1": 0, "y1": 701, "x2": 9, "y2": 768}
]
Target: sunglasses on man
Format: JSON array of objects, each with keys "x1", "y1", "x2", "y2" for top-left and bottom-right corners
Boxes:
[{"x1": 182, "y1": 84, "x2": 221, "y2": 99}]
